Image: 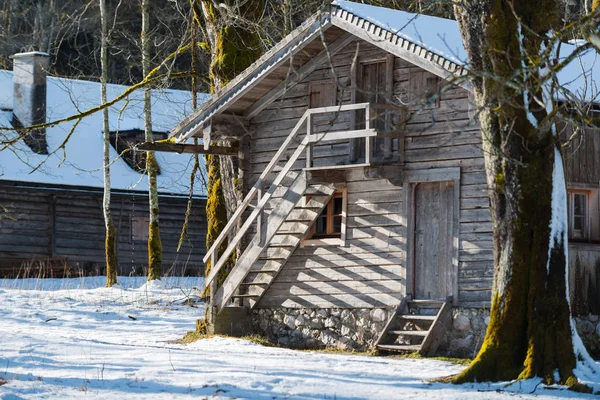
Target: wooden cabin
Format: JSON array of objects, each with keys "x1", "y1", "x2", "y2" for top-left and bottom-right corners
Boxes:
[
  {"x1": 172, "y1": 1, "x2": 600, "y2": 356},
  {"x1": 0, "y1": 54, "x2": 207, "y2": 277}
]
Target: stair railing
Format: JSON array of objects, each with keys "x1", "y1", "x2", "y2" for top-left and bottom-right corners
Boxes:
[{"x1": 203, "y1": 102, "x2": 377, "y2": 293}]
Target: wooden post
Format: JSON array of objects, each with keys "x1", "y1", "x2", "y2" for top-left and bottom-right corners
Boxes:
[
  {"x1": 306, "y1": 113, "x2": 313, "y2": 168},
  {"x1": 399, "y1": 108, "x2": 406, "y2": 165},
  {"x1": 257, "y1": 185, "x2": 263, "y2": 245},
  {"x1": 365, "y1": 103, "x2": 371, "y2": 164},
  {"x1": 209, "y1": 250, "x2": 217, "y2": 322}
]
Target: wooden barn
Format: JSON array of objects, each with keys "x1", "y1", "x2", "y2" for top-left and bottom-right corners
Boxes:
[
  {"x1": 0, "y1": 52, "x2": 208, "y2": 277},
  {"x1": 171, "y1": 1, "x2": 600, "y2": 356}
]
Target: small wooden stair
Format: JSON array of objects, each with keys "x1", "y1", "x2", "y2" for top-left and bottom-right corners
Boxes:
[{"x1": 375, "y1": 295, "x2": 452, "y2": 356}]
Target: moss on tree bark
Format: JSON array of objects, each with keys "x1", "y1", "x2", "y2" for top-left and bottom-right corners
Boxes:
[
  {"x1": 105, "y1": 217, "x2": 118, "y2": 287},
  {"x1": 190, "y1": 0, "x2": 263, "y2": 298},
  {"x1": 453, "y1": 0, "x2": 597, "y2": 389}
]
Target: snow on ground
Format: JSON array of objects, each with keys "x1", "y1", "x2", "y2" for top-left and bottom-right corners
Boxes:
[{"x1": 0, "y1": 277, "x2": 597, "y2": 399}]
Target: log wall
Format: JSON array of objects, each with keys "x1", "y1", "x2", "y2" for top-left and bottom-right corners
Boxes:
[{"x1": 0, "y1": 184, "x2": 206, "y2": 276}]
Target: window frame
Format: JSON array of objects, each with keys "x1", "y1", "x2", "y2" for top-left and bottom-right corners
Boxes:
[
  {"x1": 309, "y1": 82, "x2": 337, "y2": 109},
  {"x1": 301, "y1": 189, "x2": 347, "y2": 247},
  {"x1": 568, "y1": 190, "x2": 590, "y2": 241},
  {"x1": 131, "y1": 215, "x2": 150, "y2": 243},
  {"x1": 409, "y1": 71, "x2": 441, "y2": 109},
  {"x1": 350, "y1": 53, "x2": 394, "y2": 163}
]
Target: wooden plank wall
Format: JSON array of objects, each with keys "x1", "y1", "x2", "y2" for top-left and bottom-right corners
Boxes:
[
  {"x1": 260, "y1": 169, "x2": 405, "y2": 308},
  {"x1": 563, "y1": 126, "x2": 600, "y2": 185},
  {"x1": 0, "y1": 186, "x2": 206, "y2": 276},
  {"x1": 247, "y1": 36, "x2": 600, "y2": 310},
  {"x1": 248, "y1": 37, "x2": 494, "y2": 309},
  {"x1": 569, "y1": 244, "x2": 600, "y2": 316}
]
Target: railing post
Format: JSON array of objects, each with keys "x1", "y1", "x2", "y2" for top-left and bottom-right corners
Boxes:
[
  {"x1": 306, "y1": 113, "x2": 312, "y2": 169},
  {"x1": 365, "y1": 103, "x2": 371, "y2": 163},
  {"x1": 209, "y1": 250, "x2": 217, "y2": 323},
  {"x1": 257, "y1": 183, "x2": 263, "y2": 246}
]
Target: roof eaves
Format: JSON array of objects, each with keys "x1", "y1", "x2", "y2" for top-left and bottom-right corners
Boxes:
[
  {"x1": 330, "y1": 6, "x2": 472, "y2": 91},
  {"x1": 172, "y1": 11, "x2": 332, "y2": 142}
]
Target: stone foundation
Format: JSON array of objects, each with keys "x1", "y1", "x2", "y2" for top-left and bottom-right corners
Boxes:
[
  {"x1": 437, "y1": 309, "x2": 600, "y2": 359},
  {"x1": 253, "y1": 307, "x2": 600, "y2": 358},
  {"x1": 252, "y1": 308, "x2": 393, "y2": 351}
]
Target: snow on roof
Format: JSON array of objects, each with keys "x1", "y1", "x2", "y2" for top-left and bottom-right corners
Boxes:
[
  {"x1": 333, "y1": 0, "x2": 599, "y2": 102},
  {"x1": 334, "y1": 0, "x2": 467, "y2": 64},
  {"x1": 0, "y1": 70, "x2": 209, "y2": 196}
]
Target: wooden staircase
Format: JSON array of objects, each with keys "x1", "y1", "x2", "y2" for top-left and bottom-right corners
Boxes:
[
  {"x1": 375, "y1": 295, "x2": 452, "y2": 355},
  {"x1": 232, "y1": 184, "x2": 336, "y2": 309},
  {"x1": 203, "y1": 103, "x2": 385, "y2": 317}
]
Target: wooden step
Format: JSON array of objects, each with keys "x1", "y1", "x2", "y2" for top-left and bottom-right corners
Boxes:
[
  {"x1": 303, "y1": 191, "x2": 333, "y2": 197},
  {"x1": 398, "y1": 315, "x2": 436, "y2": 321},
  {"x1": 239, "y1": 282, "x2": 270, "y2": 287},
  {"x1": 231, "y1": 294, "x2": 261, "y2": 299},
  {"x1": 387, "y1": 330, "x2": 428, "y2": 337},
  {"x1": 286, "y1": 208, "x2": 320, "y2": 222},
  {"x1": 248, "y1": 268, "x2": 280, "y2": 273},
  {"x1": 377, "y1": 344, "x2": 422, "y2": 352},
  {"x1": 267, "y1": 244, "x2": 297, "y2": 249},
  {"x1": 408, "y1": 299, "x2": 445, "y2": 308},
  {"x1": 258, "y1": 255, "x2": 288, "y2": 261}
]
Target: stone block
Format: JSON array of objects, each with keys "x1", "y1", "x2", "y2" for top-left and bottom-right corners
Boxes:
[
  {"x1": 453, "y1": 314, "x2": 471, "y2": 331},
  {"x1": 578, "y1": 320, "x2": 595, "y2": 334}
]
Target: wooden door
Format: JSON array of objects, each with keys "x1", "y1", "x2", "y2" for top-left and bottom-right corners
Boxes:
[{"x1": 413, "y1": 181, "x2": 454, "y2": 300}]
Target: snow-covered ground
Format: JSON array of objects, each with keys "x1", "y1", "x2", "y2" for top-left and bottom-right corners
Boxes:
[{"x1": 0, "y1": 277, "x2": 596, "y2": 399}]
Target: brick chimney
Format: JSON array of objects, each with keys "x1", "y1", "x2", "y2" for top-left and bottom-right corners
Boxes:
[{"x1": 10, "y1": 52, "x2": 50, "y2": 154}]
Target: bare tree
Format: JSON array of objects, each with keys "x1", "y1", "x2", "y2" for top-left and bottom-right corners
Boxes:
[
  {"x1": 142, "y1": 0, "x2": 162, "y2": 281},
  {"x1": 100, "y1": 0, "x2": 117, "y2": 287}
]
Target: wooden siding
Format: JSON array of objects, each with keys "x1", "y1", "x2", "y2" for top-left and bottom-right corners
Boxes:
[
  {"x1": 247, "y1": 37, "x2": 490, "y2": 308},
  {"x1": 563, "y1": 126, "x2": 600, "y2": 185},
  {"x1": 0, "y1": 185, "x2": 206, "y2": 276},
  {"x1": 570, "y1": 244, "x2": 600, "y2": 316},
  {"x1": 246, "y1": 35, "x2": 600, "y2": 310}
]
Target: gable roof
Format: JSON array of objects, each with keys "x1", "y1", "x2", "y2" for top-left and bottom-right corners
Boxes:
[
  {"x1": 0, "y1": 71, "x2": 208, "y2": 196},
  {"x1": 171, "y1": 0, "x2": 599, "y2": 143}
]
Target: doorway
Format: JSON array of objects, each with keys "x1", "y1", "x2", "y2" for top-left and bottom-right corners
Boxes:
[{"x1": 412, "y1": 181, "x2": 454, "y2": 300}]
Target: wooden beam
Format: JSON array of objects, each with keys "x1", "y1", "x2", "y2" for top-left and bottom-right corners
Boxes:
[
  {"x1": 135, "y1": 142, "x2": 238, "y2": 156},
  {"x1": 244, "y1": 32, "x2": 356, "y2": 119},
  {"x1": 307, "y1": 128, "x2": 377, "y2": 143}
]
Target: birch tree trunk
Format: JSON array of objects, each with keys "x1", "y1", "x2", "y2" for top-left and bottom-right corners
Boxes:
[
  {"x1": 142, "y1": 0, "x2": 162, "y2": 281},
  {"x1": 100, "y1": 0, "x2": 117, "y2": 287},
  {"x1": 453, "y1": 0, "x2": 599, "y2": 390}
]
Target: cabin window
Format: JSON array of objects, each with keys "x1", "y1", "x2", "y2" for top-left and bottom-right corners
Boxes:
[
  {"x1": 302, "y1": 190, "x2": 347, "y2": 246},
  {"x1": 309, "y1": 83, "x2": 336, "y2": 108},
  {"x1": 131, "y1": 215, "x2": 150, "y2": 242},
  {"x1": 568, "y1": 191, "x2": 589, "y2": 241},
  {"x1": 410, "y1": 72, "x2": 441, "y2": 108}
]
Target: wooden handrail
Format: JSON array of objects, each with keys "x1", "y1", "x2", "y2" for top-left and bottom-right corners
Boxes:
[
  {"x1": 203, "y1": 134, "x2": 311, "y2": 287},
  {"x1": 202, "y1": 102, "x2": 398, "y2": 289},
  {"x1": 202, "y1": 110, "x2": 310, "y2": 264}
]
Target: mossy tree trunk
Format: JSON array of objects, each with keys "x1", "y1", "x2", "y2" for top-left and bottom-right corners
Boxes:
[
  {"x1": 453, "y1": 0, "x2": 599, "y2": 389},
  {"x1": 100, "y1": 0, "x2": 117, "y2": 287},
  {"x1": 190, "y1": 0, "x2": 263, "y2": 292},
  {"x1": 142, "y1": 0, "x2": 162, "y2": 281}
]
